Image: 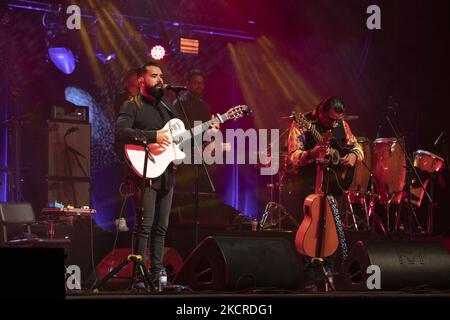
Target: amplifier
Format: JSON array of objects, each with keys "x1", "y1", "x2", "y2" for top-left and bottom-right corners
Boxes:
[{"x1": 51, "y1": 103, "x2": 89, "y2": 123}]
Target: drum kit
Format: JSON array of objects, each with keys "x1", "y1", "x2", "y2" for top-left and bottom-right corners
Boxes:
[{"x1": 343, "y1": 137, "x2": 445, "y2": 235}]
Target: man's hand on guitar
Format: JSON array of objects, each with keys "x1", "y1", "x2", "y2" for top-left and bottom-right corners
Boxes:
[
  {"x1": 308, "y1": 144, "x2": 328, "y2": 160},
  {"x1": 156, "y1": 129, "x2": 171, "y2": 146},
  {"x1": 340, "y1": 152, "x2": 357, "y2": 167},
  {"x1": 209, "y1": 115, "x2": 220, "y2": 131}
]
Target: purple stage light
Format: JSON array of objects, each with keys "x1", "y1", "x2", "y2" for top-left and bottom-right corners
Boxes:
[
  {"x1": 48, "y1": 47, "x2": 76, "y2": 74},
  {"x1": 95, "y1": 52, "x2": 117, "y2": 64}
]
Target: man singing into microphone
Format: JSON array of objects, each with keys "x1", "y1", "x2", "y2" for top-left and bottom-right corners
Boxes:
[{"x1": 115, "y1": 61, "x2": 177, "y2": 288}]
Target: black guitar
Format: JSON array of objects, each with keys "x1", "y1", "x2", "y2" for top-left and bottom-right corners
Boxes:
[{"x1": 292, "y1": 112, "x2": 356, "y2": 192}]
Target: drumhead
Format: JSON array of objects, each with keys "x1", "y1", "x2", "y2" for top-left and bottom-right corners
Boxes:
[
  {"x1": 373, "y1": 138, "x2": 398, "y2": 144},
  {"x1": 356, "y1": 137, "x2": 370, "y2": 143},
  {"x1": 414, "y1": 149, "x2": 445, "y2": 162}
]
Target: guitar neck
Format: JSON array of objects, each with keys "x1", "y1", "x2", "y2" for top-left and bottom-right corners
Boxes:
[
  {"x1": 309, "y1": 124, "x2": 323, "y2": 144},
  {"x1": 176, "y1": 111, "x2": 230, "y2": 142}
]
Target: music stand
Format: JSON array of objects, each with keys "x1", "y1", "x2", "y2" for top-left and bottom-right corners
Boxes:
[{"x1": 92, "y1": 140, "x2": 155, "y2": 292}]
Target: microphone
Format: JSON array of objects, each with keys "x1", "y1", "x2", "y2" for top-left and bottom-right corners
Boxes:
[
  {"x1": 162, "y1": 84, "x2": 187, "y2": 92},
  {"x1": 382, "y1": 96, "x2": 398, "y2": 115},
  {"x1": 434, "y1": 131, "x2": 445, "y2": 146}
]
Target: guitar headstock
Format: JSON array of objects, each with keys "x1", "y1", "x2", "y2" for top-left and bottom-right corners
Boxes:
[
  {"x1": 292, "y1": 112, "x2": 312, "y2": 130},
  {"x1": 227, "y1": 105, "x2": 252, "y2": 120}
]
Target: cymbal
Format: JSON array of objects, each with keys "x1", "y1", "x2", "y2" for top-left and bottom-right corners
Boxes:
[{"x1": 343, "y1": 114, "x2": 359, "y2": 121}]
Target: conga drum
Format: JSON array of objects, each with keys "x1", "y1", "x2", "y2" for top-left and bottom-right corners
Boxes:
[
  {"x1": 409, "y1": 150, "x2": 445, "y2": 208},
  {"x1": 413, "y1": 150, "x2": 445, "y2": 173},
  {"x1": 372, "y1": 138, "x2": 406, "y2": 201},
  {"x1": 348, "y1": 137, "x2": 372, "y2": 194}
]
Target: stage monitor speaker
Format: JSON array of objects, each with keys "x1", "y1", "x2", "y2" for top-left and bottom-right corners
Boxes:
[
  {"x1": 173, "y1": 236, "x2": 302, "y2": 291},
  {"x1": 0, "y1": 247, "x2": 66, "y2": 299},
  {"x1": 335, "y1": 240, "x2": 450, "y2": 291}
]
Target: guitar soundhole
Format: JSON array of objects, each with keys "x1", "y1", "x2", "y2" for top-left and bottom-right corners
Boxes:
[{"x1": 304, "y1": 205, "x2": 310, "y2": 217}]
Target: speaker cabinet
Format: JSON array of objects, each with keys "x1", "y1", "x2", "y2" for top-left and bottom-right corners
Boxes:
[
  {"x1": 47, "y1": 121, "x2": 91, "y2": 178},
  {"x1": 24, "y1": 121, "x2": 91, "y2": 210},
  {"x1": 25, "y1": 120, "x2": 91, "y2": 179},
  {"x1": 173, "y1": 236, "x2": 302, "y2": 291},
  {"x1": 335, "y1": 240, "x2": 450, "y2": 291}
]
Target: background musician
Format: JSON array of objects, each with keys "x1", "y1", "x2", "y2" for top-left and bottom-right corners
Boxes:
[
  {"x1": 288, "y1": 96, "x2": 364, "y2": 198},
  {"x1": 287, "y1": 96, "x2": 364, "y2": 289}
]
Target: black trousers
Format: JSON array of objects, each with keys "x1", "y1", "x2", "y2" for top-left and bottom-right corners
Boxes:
[{"x1": 133, "y1": 186, "x2": 174, "y2": 277}]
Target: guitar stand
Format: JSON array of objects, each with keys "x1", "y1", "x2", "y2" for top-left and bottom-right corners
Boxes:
[
  {"x1": 92, "y1": 254, "x2": 155, "y2": 293},
  {"x1": 310, "y1": 257, "x2": 335, "y2": 292},
  {"x1": 259, "y1": 202, "x2": 299, "y2": 230}
]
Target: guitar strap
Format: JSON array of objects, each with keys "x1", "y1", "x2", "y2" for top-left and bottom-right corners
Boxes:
[
  {"x1": 160, "y1": 100, "x2": 177, "y2": 118},
  {"x1": 326, "y1": 195, "x2": 348, "y2": 261}
]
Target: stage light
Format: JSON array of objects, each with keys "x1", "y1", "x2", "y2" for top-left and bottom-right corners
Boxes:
[
  {"x1": 48, "y1": 47, "x2": 76, "y2": 74},
  {"x1": 180, "y1": 38, "x2": 199, "y2": 55},
  {"x1": 150, "y1": 45, "x2": 166, "y2": 60},
  {"x1": 43, "y1": 10, "x2": 77, "y2": 75},
  {"x1": 95, "y1": 52, "x2": 117, "y2": 64}
]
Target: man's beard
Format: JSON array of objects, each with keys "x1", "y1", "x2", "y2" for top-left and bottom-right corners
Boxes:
[{"x1": 146, "y1": 85, "x2": 164, "y2": 99}]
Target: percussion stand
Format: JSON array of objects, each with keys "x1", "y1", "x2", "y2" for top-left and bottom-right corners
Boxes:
[
  {"x1": 259, "y1": 168, "x2": 298, "y2": 230},
  {"x1": 395, "y1": 168, "x2": 424, "y2": 234},
  {"x1": 257, "y1": 128, "x2": 297, "y2": 231},
  {"x1": 344, "y1": 159, "x2": 376, "y2": 232},
  {"x1": 384, "y1": 111, "x2": 431, "y2": 238},
  {"x1": 426, "y1": 178, "x2": 435, "y2": 234}
]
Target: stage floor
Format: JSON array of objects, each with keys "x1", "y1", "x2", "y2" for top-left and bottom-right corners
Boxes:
[{"x1": 67, "y1": 289, "x2": 450, "y2": 300}]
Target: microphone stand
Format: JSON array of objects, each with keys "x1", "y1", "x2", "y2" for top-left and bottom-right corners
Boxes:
[
  {"x1": 384, "y1": 108, "x2": 431, "y2": 238},
  {"x1": 174, "y1": 91, "x2": 215, "y2": 246}
]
